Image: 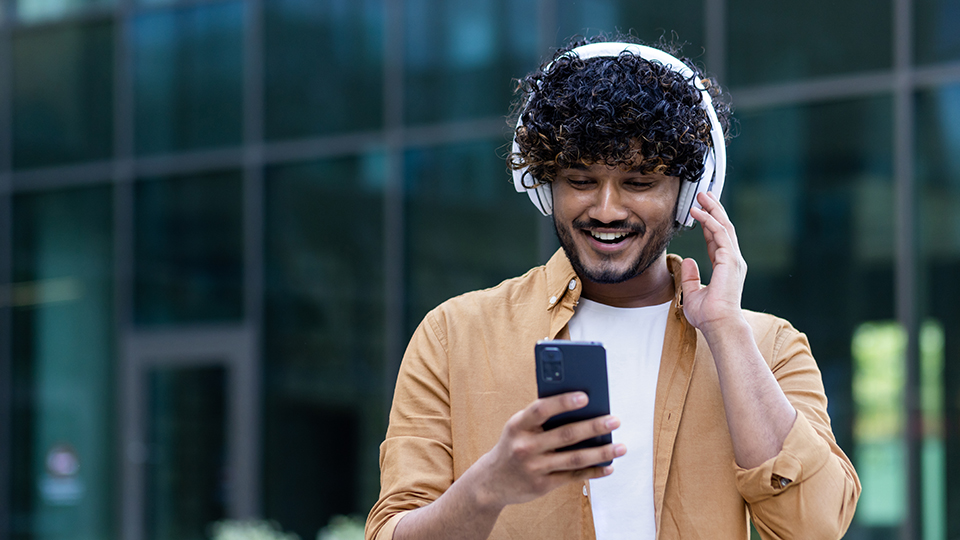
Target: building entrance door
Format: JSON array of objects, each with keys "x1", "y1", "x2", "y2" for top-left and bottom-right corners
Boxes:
[{"x1": 120, "y1": 326, "x2": 259, "y2": 540}]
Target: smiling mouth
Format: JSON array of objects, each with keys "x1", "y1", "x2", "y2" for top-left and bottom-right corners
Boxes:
[{"x1": 586, "y1": 230, "x2": 636, "y2": 244}]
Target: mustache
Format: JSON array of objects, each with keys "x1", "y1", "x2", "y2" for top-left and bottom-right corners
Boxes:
[{"x1": 572, "y1": 218, "x2": 645, "y2": 236}]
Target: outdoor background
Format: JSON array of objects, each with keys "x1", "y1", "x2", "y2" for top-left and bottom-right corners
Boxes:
[{"x1": 1, "y1": 0, "x2": 959, "y2": 538}]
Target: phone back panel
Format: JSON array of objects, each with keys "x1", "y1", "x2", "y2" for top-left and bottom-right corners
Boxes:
[{"x1": 535, "y1": 340, "x2": 612, "y2": 455}]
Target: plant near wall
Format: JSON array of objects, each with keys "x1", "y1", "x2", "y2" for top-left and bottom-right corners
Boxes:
[
  {"x1": 317, "y1": 515, "x2": 364, "y2": 540},
  {"x1": 210, "y1": 520, "x2": 300, "y2": 540}
]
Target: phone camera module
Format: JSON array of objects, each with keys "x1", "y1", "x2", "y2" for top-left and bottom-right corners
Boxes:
[{"x1": 541, "y1": 347, "x2": 563, "y2": 382}]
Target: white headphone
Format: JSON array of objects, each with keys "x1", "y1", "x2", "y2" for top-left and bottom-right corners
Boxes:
[{"x1": 512, "y1": 42, "x2": 726, "y2": 228}]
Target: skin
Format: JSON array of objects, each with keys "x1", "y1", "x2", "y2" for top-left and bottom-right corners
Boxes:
[{"x1": 393, "y1": 164, "x2": 796, "y2": 540}]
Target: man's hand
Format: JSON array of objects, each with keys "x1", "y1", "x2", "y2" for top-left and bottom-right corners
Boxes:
[
  {"x1": 393, "y1": 392, "x2": 625, "y2": 540},
  {"x1": 680, "y1": 191, "x2": 748, "y2": 337},
  {"x1": 471, "y1": 391, "x2": 626, "y2": 510}
]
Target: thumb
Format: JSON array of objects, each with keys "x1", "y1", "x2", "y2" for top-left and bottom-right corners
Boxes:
[{"x1": 680, "y1": 258, "x2": 702, "y2": 299}]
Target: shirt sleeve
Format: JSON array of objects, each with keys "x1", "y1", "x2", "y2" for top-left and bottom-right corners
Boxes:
[
  {"x1": 365, "y1": 312, "x2": 454, "y2": 540},
  {"x1": 734, "y1": 327, "x2": 861, "y2": 540}
]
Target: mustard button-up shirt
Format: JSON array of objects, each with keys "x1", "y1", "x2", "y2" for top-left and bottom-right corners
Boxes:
[{"x1": 367, "y1": 251, "x2": 860, "y2": 540}]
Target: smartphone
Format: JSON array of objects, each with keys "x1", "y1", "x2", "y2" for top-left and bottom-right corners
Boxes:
[{"x1": 535, "y1": 340, "x2": 612, "y2": 466}]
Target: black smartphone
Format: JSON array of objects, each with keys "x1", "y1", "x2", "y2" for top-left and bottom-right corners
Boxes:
[{"x1": 535, "y1": 340, "x2": 612, "y2": 466}]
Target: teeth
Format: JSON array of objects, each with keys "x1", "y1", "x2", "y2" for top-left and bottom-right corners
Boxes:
[{"x1": 591, "y1": 231, "x2": 627, "y2": 241}]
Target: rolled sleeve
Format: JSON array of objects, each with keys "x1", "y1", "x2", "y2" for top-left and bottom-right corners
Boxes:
[{"x1": 734, "y1": 326, "x2": 861, "y2": 539}]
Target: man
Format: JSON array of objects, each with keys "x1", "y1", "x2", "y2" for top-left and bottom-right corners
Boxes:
[{"x1": 366, "y1": 34, "x2": 860, "y2": 540}]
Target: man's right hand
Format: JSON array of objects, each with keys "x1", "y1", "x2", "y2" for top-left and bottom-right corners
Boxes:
[
  {"x1": 470, "y1": 391, "x2": 626, "y2": 510},
  {"x1": 393, "y1": 391, "x2": 625, "y2": 540}
]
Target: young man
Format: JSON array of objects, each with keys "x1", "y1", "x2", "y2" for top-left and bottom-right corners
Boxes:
[{"x1": 367, "y1": 35, "x2": 860, "y2": 540}]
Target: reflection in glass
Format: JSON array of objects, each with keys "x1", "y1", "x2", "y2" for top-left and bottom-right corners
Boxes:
[
  {"x1": 916, "y1": 85, "x2": 960, "y2": 538},
  {"x1": 727, "y1": 0, "x2": 890, "y2": 86},
  {"x1": 134, "y1": 170, "x2": 243, "y2": 325},
  {"x1": 146, "y1": 365, "x2": 227, "y2": 540},
  {"x1": 10, "y1": 187, "x2": 115, "y2": 540},
  {"x1": 915, "y1": 0, "x2": 960, "y2": 65},
  {"x1": 264, "y1": 0, "x2": 384, "y2": 139},
  {"x1": 134, "y1": 1, "x2": 244, "y2": 155},
  {"x1": 12, "y1": 21, "x2": 113, "y2": 169},
  {"x1": 15, "y1": 0, "x2": 114, "y2": 23},
  {"x1": 263, "y1": 155, "x2": 385, "y2": 539},
  {"x1": 555, "y1": 0, "x2": 704, "y2": 58},
  {"x1": 404, "y1": 139, "x2": 538, "y2": 331},
  {"x1": 404, "y1": 0, "x2": 538, "y2": 124}
]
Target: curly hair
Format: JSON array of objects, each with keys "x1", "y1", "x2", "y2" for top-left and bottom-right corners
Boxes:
[{"x1": 508, "y1": 34, "x2": 733, "y2": 188}]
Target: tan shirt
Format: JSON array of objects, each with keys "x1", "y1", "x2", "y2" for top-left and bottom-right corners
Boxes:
[{"x1": 367, "y1": 251, "x2": 860, "y2": 540}]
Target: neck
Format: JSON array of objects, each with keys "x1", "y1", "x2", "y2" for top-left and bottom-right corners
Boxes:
[{"x1": 578, "y1": 253, "x2": 675, "y2": 308}]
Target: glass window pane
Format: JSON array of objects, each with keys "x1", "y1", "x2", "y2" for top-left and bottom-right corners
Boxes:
[
  {"x1": 726, "y1": 97, "x2": 894, "y2": 536},
  {"x1": 12, "y1": 21, "x2": 113, "y2": 169},
  {"x1": 10, "y1": 186, "x2": 115, "y2": 540},
  {"x1": 134, "y1": 170, "x2": 243, "y2": 325},
  {"x1": 915, "y1": 0, "x2": 960, "y2": 65},
  {"x1": 916, "y1": 85, "x2": 960, "y2": 538},
  {"x1": 404, "y1": 0, "x2": 538, "y2": 125},
  {"x1": 134, "y1": 2, "x2": 243, "y2": 155},
  {"x1": 263, "y1": 154, "x2": 385, "y2": 539},
  {"x1": 555, "y1": 0, "x2": 704, "y2": 56},
  {"x1": 146, "y1": 365, "x2": 227, "y2": 540},
  {"x1": 264, "y1": 0, "x2": 384, "y2": 139},
  {"x1": 727, "y1": 0, "x2": 891, "y2": 86},
  {"x1": 16, "y1": 0, "x2": 114, "y2": 23},
  {"x1": 404, "y1": 139, "x2": 539, "y2": 332}
]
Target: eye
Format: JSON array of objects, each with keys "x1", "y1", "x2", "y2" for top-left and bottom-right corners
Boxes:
[
  {"x1": 625, "y1": 179, "x2": 655, "y2": 190},
  {"x1": 565, "y1": 176, "x2": 595, "y2": 189}
]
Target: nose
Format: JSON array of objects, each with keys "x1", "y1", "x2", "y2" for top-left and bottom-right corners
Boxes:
[{"x1": 588, "y1": 181, "x2": 629, "y2": 224}]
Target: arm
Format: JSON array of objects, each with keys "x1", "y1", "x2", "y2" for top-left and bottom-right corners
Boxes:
[
  {"x1": 366, "y1": 315, "x2": 626, "y2": 540},
  {"x1": 681, "y1": 191, "x2": 796, "y2": 468},
  {"x1": 681, "y1": 192, "x2": 860, "y2": 538}
]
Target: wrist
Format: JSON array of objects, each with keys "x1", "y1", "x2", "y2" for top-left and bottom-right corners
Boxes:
[{"x1": 698, "y1": 311, "x2": 751, "y2": 345}]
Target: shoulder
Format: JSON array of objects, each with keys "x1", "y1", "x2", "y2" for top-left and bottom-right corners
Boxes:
[
  {"x1": 739, "y1": 310, "x2": 813, "y2": 367},
  {"x1": 423, "y1": 264, "x2": 549, "y2": 333}
]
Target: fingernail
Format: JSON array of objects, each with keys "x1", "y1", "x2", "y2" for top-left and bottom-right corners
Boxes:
[
  {"x1": 615, "y1": 444, "x2": 627, "y2": 457},
  {"x1": 605, "y1": 417, "x2": 620, "y2": 429},
  {"x1": 574, "y1": 393, "x2": 587, "y2": 405}
]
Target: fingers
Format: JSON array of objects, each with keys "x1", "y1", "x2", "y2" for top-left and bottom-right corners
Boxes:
[
  {"x1": 543, "y1": 441, "x2": 627, "y2": 473},
  {"x1": 541, "y1": 413, "x2": 620, "y2": 453},
  {"x1": 693, "y1": 192, "x2": 740, "y2": 253},
  {"x1": 680, "y1": 257, "x2": 702, "y2": 299},
  {"x1": 514, "y1": 392, "x2": 588, "y2": 431}
]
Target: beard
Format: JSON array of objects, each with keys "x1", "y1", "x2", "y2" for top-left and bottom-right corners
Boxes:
[{"x1": 555, "y1": 215, "x2": 680, "y2": 284}]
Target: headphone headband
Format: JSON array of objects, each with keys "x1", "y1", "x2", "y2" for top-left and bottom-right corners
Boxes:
[{"x1": 512, "y1": 42, "x2": 726, "y2": 228}]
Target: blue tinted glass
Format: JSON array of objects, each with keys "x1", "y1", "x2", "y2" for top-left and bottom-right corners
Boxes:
[
  {"x1": 11, "y1": 186, "x2": 115, "y2": 540},
  {"x1": 404, "y1": 139, "x2": 539, "y2": 330},
  {"x1": 12, "y1": 21, "x2": 113, "y2": 169},
  {"x1": 555, "y1": 0, "x2": 704, "y2": 56},
  {"x1": 16, "y1": 0, "x2": 114, "y2": 23},
  {"x1": 134, "y1": 170, "x2": 243, "y2": 325},
  {"x1": 728, "y1": 0, "x2": 891, "y2": 86},
  {"x1": 915, "y1": 84, "x2": 960, "y2": 539},
  {"x1": 263, "y1": 154, "x2": 385, "y2": 539},
  {"x1": 404, "y1": 0, "x2": 539, "y2": 124},
  {"x1": 134, "y1": 2, "x2": 243, "y2": 154},
  {"x1": 916, "y1": 0, "x2": 960, "y2": 64},
  {"x1": 264, "y1": 0, "x2": 384, "y2": 139}
]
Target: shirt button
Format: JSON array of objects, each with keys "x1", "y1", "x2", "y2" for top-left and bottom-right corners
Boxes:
[
  {"x1": 549, "y1": 295, "x2": 557, "y2": 305},
  {"x1": 568, "y1": 279, "x2": 577, "y2": 290},
  {"x1": 582, "y1": 484, "x2": 588, "y2": 496}
]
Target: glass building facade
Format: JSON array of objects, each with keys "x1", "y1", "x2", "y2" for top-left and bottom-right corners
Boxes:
[{"x1": 0, "y1": 0, "x2": 958, "y2": 539}]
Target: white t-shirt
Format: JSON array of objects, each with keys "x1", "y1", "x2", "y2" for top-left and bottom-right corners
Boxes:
[{"x1": 568, "y1": 298, "x2": 671, "y2": 540}]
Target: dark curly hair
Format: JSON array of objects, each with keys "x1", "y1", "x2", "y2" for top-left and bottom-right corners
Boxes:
[{"x1": 508, "y1": 33, "x2": 733, "y2": 188}]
